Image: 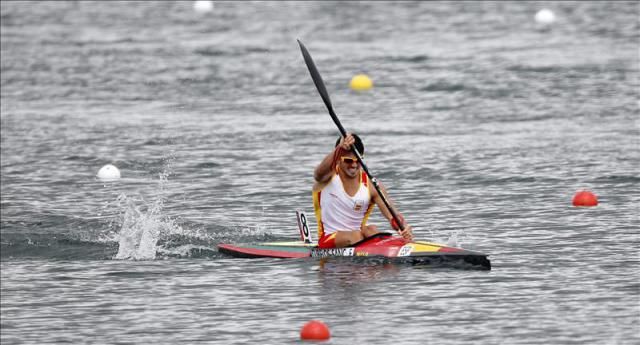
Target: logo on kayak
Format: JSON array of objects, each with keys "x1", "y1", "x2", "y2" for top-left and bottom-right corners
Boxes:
[
  {"x1": 311, "y1": 247, "x2": 355, "y2": 258},
  {"x1": 397, "y1": 245, "x2": 413, "y2": 257}
]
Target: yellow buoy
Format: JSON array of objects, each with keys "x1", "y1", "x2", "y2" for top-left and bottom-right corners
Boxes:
[{"x1": 349, "y1": 74, "x2": 373, "y2": 91}]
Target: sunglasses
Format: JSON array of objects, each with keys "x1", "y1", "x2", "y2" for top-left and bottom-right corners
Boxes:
[{"x1": 340, "y1": 156, "x2": 360, "y2": 165}]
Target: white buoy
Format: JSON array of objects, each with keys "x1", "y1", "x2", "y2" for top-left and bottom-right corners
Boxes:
[
  {"x1": 97, "y1": 164, "x2": 121, "y2": 181},
  {"x1": 193, "y1": 0, "x2": 213, "y2": 13},
  {"x1": 535, "y1": 9, "x2": 556, "y2": 25}
]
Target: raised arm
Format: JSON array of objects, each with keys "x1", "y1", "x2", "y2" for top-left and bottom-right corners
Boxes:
[{"x1": 313, "y1": 146, "x2": 339, "y2": 183}]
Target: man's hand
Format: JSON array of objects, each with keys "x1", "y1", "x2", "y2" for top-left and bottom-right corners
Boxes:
[
  {"x1": 337, "y1": 133, "x2": 356, "y2": 152},
  {"x1": 390, "y1": 213, "x2": 413, "y2": 241},
  {"x1": 399, "y1": 224, "x2": 413, "y2": 241},
  {"x1": 390, "y1": 213, "x2": 405, "y2": 230}
]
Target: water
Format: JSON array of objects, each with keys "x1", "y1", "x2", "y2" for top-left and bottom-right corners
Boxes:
[{"x1": 1, "y1": 1, "x2": 639, "y2": 344}]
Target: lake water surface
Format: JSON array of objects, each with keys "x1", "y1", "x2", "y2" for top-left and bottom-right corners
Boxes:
[{"x1": 1, "y1": 1, "x2": 639, "y2": 344}]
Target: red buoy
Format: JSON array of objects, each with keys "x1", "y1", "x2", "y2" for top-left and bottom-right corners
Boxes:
[
  {"x1": 572, "y1": 190, "x2": 598, "y2": 207},
  {"x1": 300, "y1": 320, "x2": 330, "y2": 341}
]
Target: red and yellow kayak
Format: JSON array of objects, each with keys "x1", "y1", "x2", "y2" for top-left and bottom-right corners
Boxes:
[{"x1": 218, "y1": 233, "x2": 491, "y2": 270}]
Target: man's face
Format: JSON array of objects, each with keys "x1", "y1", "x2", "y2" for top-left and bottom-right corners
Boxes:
[{"x1": 339, "y1": 154, "x2": 360, "y2": 178}]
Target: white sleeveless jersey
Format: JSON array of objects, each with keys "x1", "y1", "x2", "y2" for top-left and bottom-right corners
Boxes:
[{"x1": 313, "y1": 172, "x2": 375, "y2": 237}]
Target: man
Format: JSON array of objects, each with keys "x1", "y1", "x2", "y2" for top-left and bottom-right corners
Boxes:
[{"x1": 312, "y1": 133, "x2": 413, "y2": 248}]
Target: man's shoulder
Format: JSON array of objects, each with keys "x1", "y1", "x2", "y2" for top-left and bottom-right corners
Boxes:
[{"x1": 313, "y1": 173, "x2": 336, "y2": 192}]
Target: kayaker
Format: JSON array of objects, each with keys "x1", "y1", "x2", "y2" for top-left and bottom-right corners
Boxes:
[{"x1": 312, "y1": 133, "x2": 413, "y2": 248}]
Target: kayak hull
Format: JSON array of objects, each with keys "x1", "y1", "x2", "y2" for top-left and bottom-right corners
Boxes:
[{"x1": 218, "y1": 233, "x2": 491, "y2": 270}]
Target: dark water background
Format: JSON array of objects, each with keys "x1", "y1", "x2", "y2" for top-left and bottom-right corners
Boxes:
[{"x1": 1, "y1": 1, "x2": 639, "y2": 344}]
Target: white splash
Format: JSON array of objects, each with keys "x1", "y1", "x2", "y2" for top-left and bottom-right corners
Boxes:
[
  {"x1": 114, "y1": 195, "x2": 165, "y2": 260},
  {"x1": 114, "y1": 162, "x2": 177, "y2": 260}
]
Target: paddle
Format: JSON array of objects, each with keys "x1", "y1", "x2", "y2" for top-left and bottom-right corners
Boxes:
[{"x1": 297, "y1": 39, "x2": 405, "y2": 232}]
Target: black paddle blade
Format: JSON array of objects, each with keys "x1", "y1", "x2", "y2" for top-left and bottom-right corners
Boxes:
[
  {"x1": 297, "y1": 41, "x2": 333, "y2": 111},
  {"x1": 297, "y1": 39, "x2": 347, "y2": 137}
]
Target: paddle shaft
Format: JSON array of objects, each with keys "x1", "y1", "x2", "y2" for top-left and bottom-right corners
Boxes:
[{"x1": 297, "y1": 39, "x2": 405, "y2": 231}]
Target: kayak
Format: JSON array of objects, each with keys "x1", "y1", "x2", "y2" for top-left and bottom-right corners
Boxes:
[
  {"x1": 218, "y1": 232, "x2": 491, "y2": 270},
  {"x1": 219, "y1": 44, "x2": 493, "y2": 270}
]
